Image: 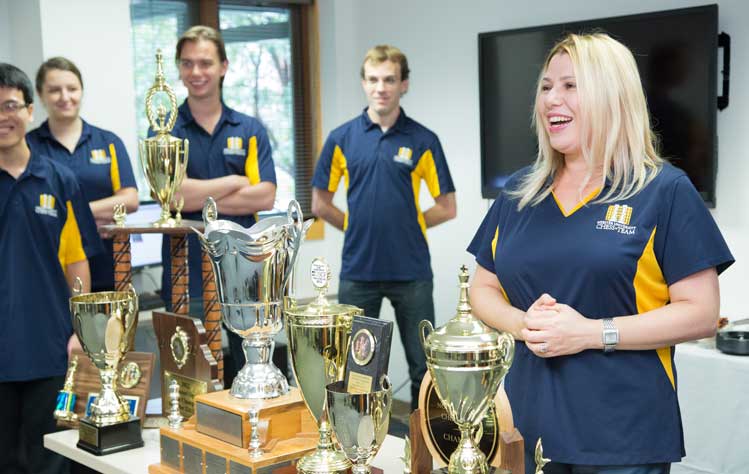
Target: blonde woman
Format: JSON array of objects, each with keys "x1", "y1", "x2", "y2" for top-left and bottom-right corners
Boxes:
[{"x1": 468, "y1": 33, "x2": 733, "y2": 474}]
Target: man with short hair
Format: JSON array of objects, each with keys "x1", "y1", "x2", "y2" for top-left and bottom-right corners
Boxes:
[
  {"x1": 159, "y1": 26, "x2": 277, "y2": 375},
  {"x1": 312, "y1": 45, "x2": 457, "y2": 408},
  {"x1": 0, "y1": 63, "x2": 101, "y2": 474}
]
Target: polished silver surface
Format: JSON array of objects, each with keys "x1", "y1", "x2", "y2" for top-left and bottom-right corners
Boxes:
[
  {"x1": 248, "y1": 406, "x2": 262, "y2": 459},
  {"x1": 167, "y1": 379, "x2": 183, "y2": 429},
  {"x1": 326, "y1": 380, "x2": 391, "y2": 474},
  {"x1": 195, "y1": 199, "x2": 312, "y2": 399},
  {"x1": 70, "y1": 286, "x2": 139, "y2": 426},
  {"x1": 195, "y1": 401, "x2": 244, "y2": 447}
]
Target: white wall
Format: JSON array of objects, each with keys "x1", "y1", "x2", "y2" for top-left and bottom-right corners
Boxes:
[
  {"x1": 5, "y1": 0, "x2": 746, "y2": 402},
  {"x1": 310, "y1": 0, "x2": 749, "y2": 400},
  {"x1": 0, "y1": 1, "x2": 11, "y2": 62}
]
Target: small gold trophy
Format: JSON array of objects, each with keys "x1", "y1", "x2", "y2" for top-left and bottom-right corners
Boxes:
[
  {"x1": 54, "y1": 355, "x2": 79, "y2": 422},
  {"x1": 70, "y1": 285, "x2": 142, "y2": 455},
  {"x1": 138, "y1": 49, "x2": 189, "y2": 227}
]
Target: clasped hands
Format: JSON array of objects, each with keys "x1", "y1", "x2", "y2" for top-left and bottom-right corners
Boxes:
[{"x1": 522, "y1": 293, "x2": 595, "y2": 358}]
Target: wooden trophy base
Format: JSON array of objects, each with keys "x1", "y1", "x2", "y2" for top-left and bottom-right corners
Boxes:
[
  {"x1": 77, "y1": 416, "x2": 144, "y2": 456},
  {"x1": 194, "y1": 388, "x2": 316, "y2": 448},
  {"x1": 148, "y1": 420, "x2": 315, "y2": 474}
]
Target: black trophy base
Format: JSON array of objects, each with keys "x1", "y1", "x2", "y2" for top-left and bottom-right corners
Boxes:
[{"x1": 76, "y1": 416, "x2": 144, "y2": 456}]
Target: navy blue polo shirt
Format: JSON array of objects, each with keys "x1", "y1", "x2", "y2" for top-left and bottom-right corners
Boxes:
[
  {"x1": 27, "y1": 120, "x2": 137, "y2": 291},
  {"x1": 161, "y1": 101, "x2": 277, "y2": 303},
  {"x1": 312, "y1": 108, "x2": 455, "y2": 281},
  {"x1": 0, "y1": 152, "x2": 102, "y2": 382},
  {"x1": 467, "y1": 164, "x2": 733, "y2": 465}
]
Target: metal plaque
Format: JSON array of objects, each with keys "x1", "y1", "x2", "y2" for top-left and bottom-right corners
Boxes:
[
  {"x1": 183, "y1": 443, "x2": 203, "y2": 474},
  {"x1": 164, "y1": 370, "x2": 208, "y2": 418},
  {"x1": 229, "y1": 460, "x2": 252, "y2": 474},
  {"x1": 257, "y1": 460, "x2": 291, "y2": 474},
  {"x1": 206, "y1": 452, "x2": 228, "y2": 474},
  {"x1": 196, "y1": 401, "x2": 244, "y2": 446},
  {"x1": 160, "y1": 434, "x2": 181, "y2": 469}
]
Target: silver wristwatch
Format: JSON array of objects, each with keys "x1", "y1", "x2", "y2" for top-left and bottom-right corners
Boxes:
[{"x1": 602, "y1": 318, "x2": 619, "y2": 352}]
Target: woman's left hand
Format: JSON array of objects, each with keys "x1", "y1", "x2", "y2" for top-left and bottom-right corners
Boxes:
[{"x1": 523, "y1": 301, "x2": 596, "y2": 358}]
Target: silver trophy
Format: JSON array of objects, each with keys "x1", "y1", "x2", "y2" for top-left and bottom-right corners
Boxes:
[{"x1": 194, "y1": 198, "x2": 311, "y2": 398}]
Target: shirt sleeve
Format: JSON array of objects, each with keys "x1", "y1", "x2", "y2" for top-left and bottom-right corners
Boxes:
[
  {"x1": 655, "y1": 175, "x2": 734, "y2": 285},
  {"x1": 109, "y1": 134, "x2": 137, "y2": 192},
  {"x1": 59, "y1": 175, "x2": 104, "y2": 266},
  {"x1": 312, "y1": 135, "x2": 343, "y2": 192},
  {"x1": 420, "y1": 137, "x2": 455, "y2": 197},
  {"x1": 246, "y1": 126, "x2": 276, "y2": 185},
  {"x1": 467, "y1": 197, "x2": 503, "y2": 274}
]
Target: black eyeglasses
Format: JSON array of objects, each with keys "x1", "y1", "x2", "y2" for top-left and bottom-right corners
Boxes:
[{"x1": 0, "y1": 101, "x2": 30, "y2": 114}]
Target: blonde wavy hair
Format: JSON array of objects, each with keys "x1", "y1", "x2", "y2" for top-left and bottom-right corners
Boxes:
[{"x1": 509, "y1": 33, "x2": 663, "y2": 210}]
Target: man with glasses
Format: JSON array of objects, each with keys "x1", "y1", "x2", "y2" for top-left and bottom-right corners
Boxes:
[
  {"x1": 0, "y1": 63, "x2": 101, "y2": 474},
  {"x1": 158, "y1": 26, "x2": 277, "y2": 378}
]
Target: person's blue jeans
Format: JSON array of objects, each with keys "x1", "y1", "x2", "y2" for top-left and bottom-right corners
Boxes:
[
  {"x1": 527, "y1": 459, "x2": 670, "y2": 474},
  {"x1": 338, "y1": 279, "x2": 435, "y2": 409}
]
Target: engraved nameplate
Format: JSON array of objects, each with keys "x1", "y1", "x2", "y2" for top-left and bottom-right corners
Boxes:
[
  {"x1": 196, "y1": 401, "x2": 244, "y2": 446},
  {"x1": 78, "y1": 422, "x2": 99, "y2": 447},
  {"x1": 206, "y1": 452, "x2": 228, "y2": 474},
  {"x1": 183, "y1": 443, "x2": 203, "y2": 474},
  {"x1": 164, "y1": 370, "x2": 208, "y2": 418},
  {"x1": 229, "y1": 460, "x2": 252, "y2": 474},
  {"x1": 160, "y1": 434, "x2": 181, "y2": 469}
]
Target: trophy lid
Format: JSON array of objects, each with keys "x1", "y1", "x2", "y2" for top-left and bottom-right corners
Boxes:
[
  {"x1": 284, "y1": 258, "x2": 362, "y2": 323},
  {"x1": 423, "y1": 266, "x2": 506, "y2": 358}
]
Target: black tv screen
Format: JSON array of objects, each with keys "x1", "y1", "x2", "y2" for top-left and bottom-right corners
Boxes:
[{"x1": 479, "y1": 5, "x2": 719, "y2": 205}]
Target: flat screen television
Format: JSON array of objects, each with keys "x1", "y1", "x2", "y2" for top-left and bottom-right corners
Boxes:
[{"x1": 479, "y1": 5, "x2": 719, "y2": 205}]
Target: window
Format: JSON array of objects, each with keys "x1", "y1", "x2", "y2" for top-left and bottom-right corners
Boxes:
[{"x1": 129, "y1": 0, "x2": 318, "y2": 214}]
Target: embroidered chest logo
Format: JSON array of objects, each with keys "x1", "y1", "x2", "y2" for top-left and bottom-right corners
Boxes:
[
  {"x1": 596, "y1": 204, "x2": 636, "y2": 235},
  {"x1": 35, "y1": 193, "x2": 58, "y2": 218},
  {"x1": 90, "y1": 149, "x2": 111, "y2": 164},
  {"x1": 393, "y1": 147, "x2": 413, "y2": 167},
  {"x1": 224, "y1": 136, "x2": 246, "y2": 156}
]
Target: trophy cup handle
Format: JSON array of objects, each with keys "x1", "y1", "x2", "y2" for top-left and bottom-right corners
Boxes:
[
  {"x1": 419, "y1": 319, "x2": 434, "y2": 351},
  {"x1": 73, "y1": 276, "x2": 83, "y2": 295},
  {"x1": 202, "y1": 197, "x2": 218, "y2": 225},
  {"x1": 498, "y1": 331, "x2": 516, "y2": 367},
  {"x1": 127, "y1": 283, "x2": 139, "y2": 319},
  {"x1": 282, "y1": 200, "x2": 306, "y2": 292}
]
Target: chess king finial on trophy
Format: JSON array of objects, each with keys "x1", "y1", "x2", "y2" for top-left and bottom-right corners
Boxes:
[
  {"x1": 420, "y1": 266, "x2": 515, "y2": 474},
  {"x1": 194, "y1": 198, "x2": 312, "y2": 399},
  {"x1": 139, "y1": 49, "x2": 189, "y2": 227}
]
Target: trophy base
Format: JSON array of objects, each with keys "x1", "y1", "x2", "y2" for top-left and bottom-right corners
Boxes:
[
  {"x1": 296, "y1": 447, "x2": 351, "y2": 473},
  {"x1": 76, "y1": 417, "x2": 144, "y2": 456}
]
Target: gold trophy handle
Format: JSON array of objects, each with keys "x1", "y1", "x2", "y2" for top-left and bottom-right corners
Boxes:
[
  {"x1": 497, "y1": 330, "x2": 516, "y2": 367},
  {"x1": 73, "y1": 276, "x2": 83, "y2": 295},
  {"x1": 419, "y1": 319, "x2": 434, "y2": 351}
]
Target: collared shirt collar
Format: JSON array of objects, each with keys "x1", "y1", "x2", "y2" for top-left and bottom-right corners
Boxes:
[
  {"x1": 178, "y1": 99, "x2": 240, "y2": 130},
  {"x1": 360, "y1": 107, "x2": 410, "y2": 135},
  {"x1": 35, "y1": 119, "x2": 93, "y2": 146}
]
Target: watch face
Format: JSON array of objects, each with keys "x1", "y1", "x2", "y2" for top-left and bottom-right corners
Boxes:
[{"x1": 603, "y1": 331, "x2": 618, "y2": 345}]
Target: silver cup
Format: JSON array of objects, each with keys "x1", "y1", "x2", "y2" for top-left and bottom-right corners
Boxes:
[
  {"x1": 195, "y1": 198, "x2": 311, "y2": 398},
  {"x1": 326, "y1": 378, "x2": 392, "y2": 474}
]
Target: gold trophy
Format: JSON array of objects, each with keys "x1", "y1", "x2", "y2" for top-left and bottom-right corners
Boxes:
[
  {"x1": 285, "y1": 258, "x2": 362, "y2": 473},
  {"x1": 54, "y1": 355, "x2": 79, "y2": 422},
  {"x1": 69, "y1": 281, "x2": 142, "y2": 455},
  {"x1": 419, "y1": 266, "x2": 515, "y2": 474},
  {"x1": 326, "y1": 376, "x2": 392, "y2": 474},
  {"x1": 139, "y1": 49, "x2": 189, "y2": 227}
]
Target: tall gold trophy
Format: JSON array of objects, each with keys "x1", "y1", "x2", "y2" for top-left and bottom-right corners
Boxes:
[
  {"x1": 285, "y1": 259, "x2": 362, "y2": 473},
  {"x1": 139, "y1": 49, "x2": 189, "y2": 227},
  {"x1": 69, "y1": 282, "x2": 142, "y2": 455},
  {"x1": 420, "y1": 266, "x2": 515, "y2": 474}
]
